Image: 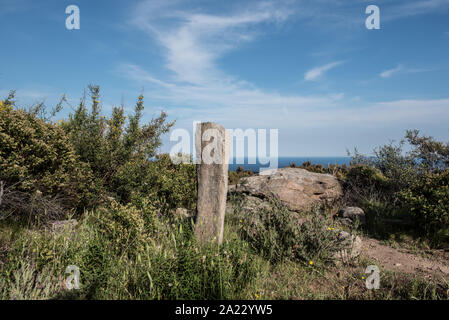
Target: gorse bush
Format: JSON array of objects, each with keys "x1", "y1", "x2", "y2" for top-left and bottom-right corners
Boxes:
[
  {"x1": 0, "y1": 93, "x2": 95, "y2": 220},
  {"x1": 1, "y1": 86, "x2": 196, "y2": 220},
  {"x1": 94, "y1": 200, "x2": 154, "y2": 258},
  {"x1": 59, "y1": 85, "x2": 176, "y2": 208},
  {"x1": 113, "y1": 153, "x2": 196, "y2": 213}
]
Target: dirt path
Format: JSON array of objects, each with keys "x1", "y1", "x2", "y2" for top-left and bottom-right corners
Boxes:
[{"x1": 361, "y1": 237, "x2": 449, "y2": 280}]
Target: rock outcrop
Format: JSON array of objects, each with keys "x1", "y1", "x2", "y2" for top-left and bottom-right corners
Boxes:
[
  {"x1": 231, "y1": 168, "x2": 343, "y2": 212},
  {"x1": 336, "y1": 206, "x2": 365, "y2": 225}
]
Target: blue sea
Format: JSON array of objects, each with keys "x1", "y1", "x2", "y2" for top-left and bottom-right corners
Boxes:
[{"x1": 228, "y1": 157, "x2": 351, "y2": 173}]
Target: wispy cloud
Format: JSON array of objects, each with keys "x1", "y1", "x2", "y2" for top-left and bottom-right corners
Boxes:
[
  {"x1": 380, "y1": 65, "x2": 403, "y2": 78},
  {"x1": 380, "y1": 64, "x2": 433, "y2": 78},
  {"x1": 131, "y1": 0, "x2": 291, "y2": 86},
  {"x1": 386, "y1": 0, "x2": 449, "y2": 20},
  {"x1": 121, "y1": 0, "x2": 449, "y2": 138},
  {"x1": 118, "y1": 63, "x2": 343, "y2": 115},
  {"x1": 120, "y1": 0, "x2": 351, "y2": 123},
  {"x1": 304, "y1": 61, "x2": 345, "y2": 82}
]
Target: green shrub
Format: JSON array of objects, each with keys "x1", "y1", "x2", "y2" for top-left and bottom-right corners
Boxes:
[
  {"x1": 344, "y1": 164, "x2": 390, "y2": 202},
  {"x1": 405, "y1": 129, "x2": 449, "y2": 170},
  {"x1": 348, "y1": 130, "x2": 448, "y2": 205},
  {"x1": 0, "y1": 94, "x2": 96, "y2": 220},
  {"x1": 348, "y1": 130, "x2": 449, "y2": 243},
  {"x1": 401, "y1": 169, "x2": 449, "y2": 240},
  {"x1": 60, "y1": 85, "x2": 174, "y2": 200},
  {"x1": 228, "y1": 166, "x2": 255, "y2": 185},
  {"x1": 1, "y1": 85, "x2": 179, "y2": 217},
  {"x1": 232, "y1": 198, "x2": 344, "y2": 266},
  {"x1": 93, "y1": 200, "x2": 155, "y2": 258},
  {"x1": 113, "y1": 154, "x2": 197, "y2": 213}
]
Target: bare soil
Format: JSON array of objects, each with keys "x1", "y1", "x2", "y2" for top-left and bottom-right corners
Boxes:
[{"x1": 361, "y1": 236, "x2": 449, "y2": 280}]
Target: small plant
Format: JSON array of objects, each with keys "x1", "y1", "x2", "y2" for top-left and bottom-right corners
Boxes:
[
  {"x1": 228, "y1": 166, "x2": 255, "y2": 185},
  {"x1": 234, "y1": 198, "x2": 344, "y2": 267},
  {"x1": 5, "y1": 261, "x2": 63, "y2": 300}
]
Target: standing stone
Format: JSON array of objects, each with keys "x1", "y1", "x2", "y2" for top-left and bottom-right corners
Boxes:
[{"x1": 195, "y1": 122, "x2": 229, "y2": 244}]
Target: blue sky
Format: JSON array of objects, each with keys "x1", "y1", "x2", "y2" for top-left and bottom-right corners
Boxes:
[{"x1": 1, "y1": 0, "x2": 449, "y2": 156}]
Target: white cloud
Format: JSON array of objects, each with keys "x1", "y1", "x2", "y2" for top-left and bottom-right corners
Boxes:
[
  {"x1": 118, "y1": 63, "x2": 342, "y2": 113},
  {"x1": 380, "y1": 65, "x2": 403, "y2": 78},
  {"x1": 304, "y1": 61, "x2": 345, "y2": 81},
  {"x1": 121, "y1": 0, "x2": 449, "y2": 146},
  {"x1": 131, "y1": 0, "x2": 291, "y2": 86},
  {"x1": 118, "y1": 63, "x2": 449, "y2": 132},
  {"x1": 380, "y1": 64, "x2": 432, "y2": 78},
  {"x1": 120, "y1": 0, "x2": 350, "y2": 125}
]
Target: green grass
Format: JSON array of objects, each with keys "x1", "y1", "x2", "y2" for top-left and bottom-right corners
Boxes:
[{"x1": 0, "y1": 197, "x2": 448, "y2": 300}]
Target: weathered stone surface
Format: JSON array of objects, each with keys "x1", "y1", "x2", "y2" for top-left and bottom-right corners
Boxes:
[
  {"x1": 334, "y1": 231, "x2": 362, "y2": 263},
  {"x1": 232, "y1": 168, "x2": 343, "y2": 212},
  {"x1": 337, "y1": 207, "x2": 365, "y2": 225},
  {"x1": 195, "y1": 122, "x2": 229, "y2": 244}
]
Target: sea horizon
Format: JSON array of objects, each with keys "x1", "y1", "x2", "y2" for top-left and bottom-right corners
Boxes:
[{"x1": 228, "y1": 156, "x2": 351, "y2": 173}]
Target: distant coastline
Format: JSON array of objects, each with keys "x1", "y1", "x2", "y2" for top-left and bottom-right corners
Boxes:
[{"x1": 228, "y1": 157, "x2": 351, "y2": 173}]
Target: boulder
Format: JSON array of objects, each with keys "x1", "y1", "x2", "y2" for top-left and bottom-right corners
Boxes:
[
  {"x1": 232, "y1": 168, "x2": 343, "y2": 212},
  {"x1": 337, "y1": 207, "x2": 365, "y2": 225}
]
